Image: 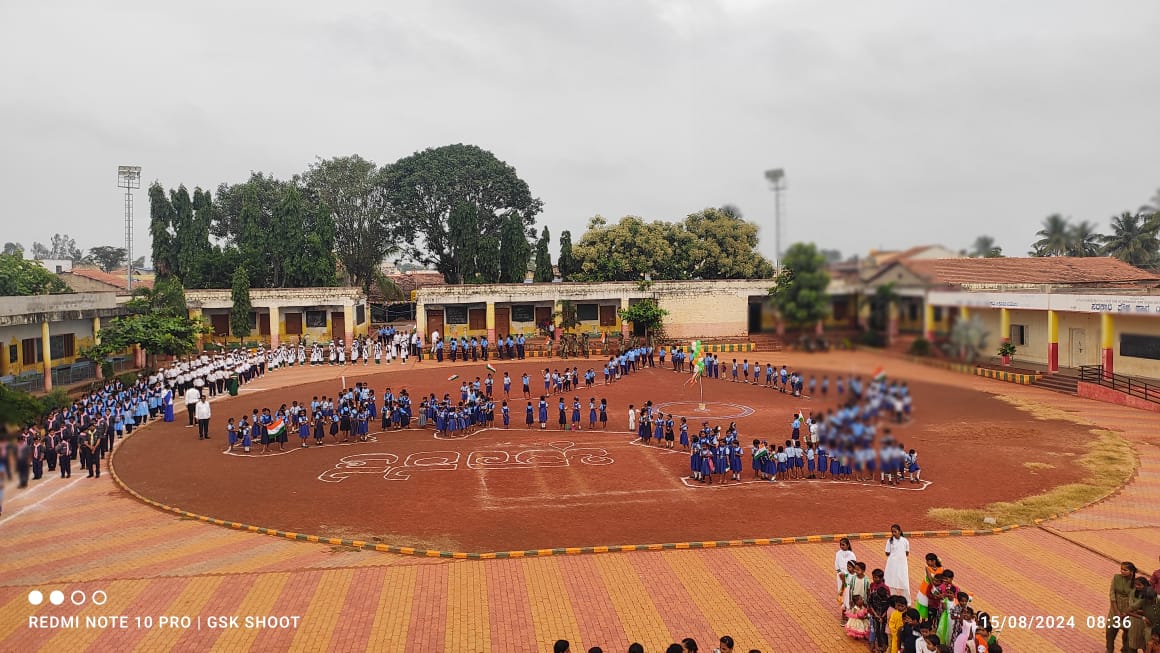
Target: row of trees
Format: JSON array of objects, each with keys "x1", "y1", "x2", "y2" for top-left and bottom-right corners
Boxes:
[
  {"x1": 966, "y1": 187, "x2": 1160, "y2": 266},
  {"x1": 152, "y1": 145, "x2": 774, "y2": 290},
  {"x1": 3, "y1": 236, "x2": 145, "y2": 273},
  {"x1": 533, "y1": 208, "x2": 774, "y2": 283}
]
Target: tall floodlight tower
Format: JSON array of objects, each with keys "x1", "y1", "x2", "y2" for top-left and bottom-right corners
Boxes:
[
  {"x1": 764, "y1": 168, "x2": 786, "y2": 267},
  {"x1": 117, "y1": 166, "x2": 142, "y2": 290}
]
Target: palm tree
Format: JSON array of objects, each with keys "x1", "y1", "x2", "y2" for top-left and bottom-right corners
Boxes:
[
  {"x1": 1067, "y1": 220, "x2": 1103, "y2": 257},
  {"x1": 1101, "y1": 211, "x2": 1160, "y2": 267},
  {"x1": 970, "y1": 235, "x2": 1003, "y2": 258},
  {"x1": 1032, "y1": 214, "x2": 1071, "y2": 256}
]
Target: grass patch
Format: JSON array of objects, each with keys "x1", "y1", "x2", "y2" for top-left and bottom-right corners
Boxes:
[
  {"x1": 1022, "y1": 462, "x2": 1054, "y2": 472},
  {"x1": 929, "y1": 428, "x2": 1135, "y2": 529}
]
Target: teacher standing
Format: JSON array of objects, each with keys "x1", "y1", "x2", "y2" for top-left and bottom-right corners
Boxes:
[{"x1": 884, "y1": 523, "x2": 911, "y2": 599}]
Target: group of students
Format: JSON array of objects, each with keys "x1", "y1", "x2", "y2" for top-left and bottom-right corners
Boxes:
[
  {"x1": 428, "y1": 330, "x2": 531, "y2": 362},
  {"x1": 550, "y1": 635, "x2": 760, "y2": 653},
  {"x1": 629, "y1": 372, "x2": 925, "y2": 487},
  {"x1": 1107, "y1": 559, "x2": 1160, "y2": 653},
  {"x1": 836, "y1": 533, "x2": 1002, "y2": 653}
]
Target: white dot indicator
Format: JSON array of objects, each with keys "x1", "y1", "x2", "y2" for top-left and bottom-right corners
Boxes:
[
  {"x1": 28, "y1": 591, "x2": 44, "y2": 606},
  {"x1": 49, "y1": 591, "x2": 65, "y2": 606}
]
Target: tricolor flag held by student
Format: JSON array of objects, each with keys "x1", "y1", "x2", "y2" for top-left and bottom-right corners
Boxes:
[
  {"x1": 872, "y1": 366, "x2": 887, "y2": 382},
  {"x1": 267, "y1": 417, "x2": 286, "y2": 438},
  {"x1": 685, "y1": 340, "x2": 705, "y2": 386}
]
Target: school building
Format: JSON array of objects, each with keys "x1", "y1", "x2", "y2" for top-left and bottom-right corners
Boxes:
[
  {"x1": 184, "y1": 287, "x2": 370, "y2": 348},
  {"x1": 0, "y1": 292, "x2": 133, "y2": 392},
  {"x1": 825, "y1": 255, "x2": 1160, "y2": 379},
  {"x1": 414, "y1": 279, "x2": 776, "y2": 343}
]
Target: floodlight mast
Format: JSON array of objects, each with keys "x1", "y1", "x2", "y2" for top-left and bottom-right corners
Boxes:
[
  {"x1": 764, "y1": 168, "x2": 785, "y2": 268},
  {"x1": 117, "y1": 166, "x2": 142, "y2": 290}
]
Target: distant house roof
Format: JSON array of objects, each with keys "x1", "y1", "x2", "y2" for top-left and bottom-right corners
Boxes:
[
  {"x1": 865, "y1": 245, "x2": 962, "y2": 267},
  {"x1": 388, "y1": 271, "x2": 446, "y2": 294},
  {"x1": 59, "y1": 267, "x2": 154, "y2": 294},
  {"x1": 902, "y1": 257, "x2": 1160, "y2": 288}
]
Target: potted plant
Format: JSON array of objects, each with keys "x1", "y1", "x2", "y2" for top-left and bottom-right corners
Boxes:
[{"x1": 997, "y1": 341, "x2": 1016, "y2": 366}]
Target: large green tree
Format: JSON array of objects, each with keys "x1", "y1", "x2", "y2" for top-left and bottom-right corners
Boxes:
[
  {"x1": 557, "y1": 230, "x2": 577, "y2": 280},
  {"x1": 2, "y1": 242, "x2": 23, "y2": 256},
  {"x1": 381, "y1": 144, "x2": 543, "y2": 284},
  {"x1": 230, "y1": 267, "x2": 252, "y2": 341},
  {"x1": 0, "y1": 253, "x2": 72, "y2": 295},
  {"x1": 87, "y1": 246, "x2": 127, "y2": 272},
  {"x1": 1101, "y1": 211, "x2": 1160, "y2": 267},
  {"x1": 534, "y1": 227, "x2": 553, "y2": 282},
  {"x1": 498, "y1": 213, "x2": 532, "y2": 283},
  {"x1": 682, "y1": 208, "x2": 775, "y2": 279},
  {"x1": 1067, "y1": 220, "x2": 1102, "y2": 257},
  {"x1": 47, "y1": 233, "x2": 85, "y2": 262},
  {"x1": 768, "y1": 242, "x2": 830, "y2": 329},
  {"x1": 148, "y1": 182, "x2": 178, "y2": 275},
  {"x1": 571, "y1": 215, "x2": 692, "y2": 281},
  {"x1": 303, "y1": 155, "x2": 394, "y2": 292},
  {"x1": 83, "y1": 276, "x2": 203, "y2": 368}
]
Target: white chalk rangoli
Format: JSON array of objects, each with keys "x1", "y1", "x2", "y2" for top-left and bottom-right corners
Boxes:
[{"x1": 317, "y1": 440, "x2": 614, "y2": 483}]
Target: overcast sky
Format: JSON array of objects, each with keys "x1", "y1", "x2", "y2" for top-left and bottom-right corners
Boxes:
[{"x1": 2, "y1": 0, "x2": 1158, "y2": 265}]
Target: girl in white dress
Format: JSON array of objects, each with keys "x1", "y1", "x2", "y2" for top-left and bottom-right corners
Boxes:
[{"x1": 884, "y1": 523, "x2": 911, "y2": 599}]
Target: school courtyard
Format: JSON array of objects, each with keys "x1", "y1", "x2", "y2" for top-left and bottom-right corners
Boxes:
[{"x1": 1, "y1": 350, "x2": 1155, "y2": 652}]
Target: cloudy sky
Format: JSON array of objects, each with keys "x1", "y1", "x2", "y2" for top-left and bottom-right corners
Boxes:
[{"x1": 2, "y1": 0, "x2": 1158, "y2": 265}]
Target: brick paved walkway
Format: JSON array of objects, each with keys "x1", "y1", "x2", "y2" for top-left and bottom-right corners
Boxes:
[{"x1": 1, "y1": 352, "x2": 1153, "y2": 652}]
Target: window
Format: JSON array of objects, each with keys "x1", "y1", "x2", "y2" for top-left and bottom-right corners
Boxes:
[
  {"x1": 50, "y1": 334, "x2": 75, "y2": 359},
  {"x1": 1009, "y1": 325, "x2": 1027, "y2": 346},
  {"x1": 832, "y1": 300, "x2": 848, "y2": 321},
  {"x1": 8, "y1": 344, "x2": 16, "y2": 364},
  {"x1": 468, "y1": 308, "x2": 486, "y2": 330},
  {"x1": 445, "y1": 306, "x2": 469, "y2": 325},
  {"x1": 908, "y1": 303, "x2": 919, "y2": 322},
  {"x1": 577, "y1": 303, "x2": 599, "y2": 321},
  {"x1": 305, "y1": 310, "x2": 327, "y2": 328},
  {"x1": 249, "y1": 312, "x2": 258, "y2": 330},
  {"x1": 933, "y1": 307, "x2": 943, "y2": 322},
  {"x1": 355, "y1": 304, "x2": 366, "y2": 325},
  {"x1": 512, "y1": 305, "x2": 535, "y2": 323},
  {"x1": 22, "y1": 338, "x2": 41, "y2": 363},
  {"x1": 1121, "y1": 333, "x2": 1160, "y2": 361}
]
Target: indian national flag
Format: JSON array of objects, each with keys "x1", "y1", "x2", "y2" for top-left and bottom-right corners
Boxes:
[
  {"x1": 448, "y1": 374, "x2": 460, "y2": 381},
  {"x1": 267, "y1": 417, "x2": 286, "y2": 437},
  {"x1": 872, "y1": 366, "x2": 886, "y2": 382},
  {"x1": 486, "y1": 364, "x2": 497, "y2": 373}
]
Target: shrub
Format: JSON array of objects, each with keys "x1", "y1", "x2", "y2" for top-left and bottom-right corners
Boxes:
[
  {"x1": 908, "y1": 337, "x2": 932, "y2": 357},
  {"x1": 860, "y1": 331, "x2": 887, "y2": 348}
]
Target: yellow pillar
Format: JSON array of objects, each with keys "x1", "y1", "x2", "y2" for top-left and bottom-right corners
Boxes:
[
  {"x1": 999, "y1": 308, "x2": 1010, "y2": 342},
  {"x1": 343, "y1": 302, "x2": 354, "y2": 346},
  {"x1": 0, "y1": 337, "x2": 10, "y2": 378},
  {"x1": 93, "y1": 316, "x2": 103, "y2": 379},
  {"x1": 188, "y1": 308, "x2": 202, "y2": 352},
  {"x1": 1047, "y1": 310, "x2": 1059, "y2": 373},
  {"x1": 41, "y1": 320, "x2": 52, "y2": 392},
  {"x1": 1100, "y1": 312, "x2": 1114, "y2": 378},
  {"x1": 960, "y1": 306, "x2": 970, "y2": 321},
  {"x1": 922, "y1": 301, "x2": 934, "y2": 340},
  {"x1": 269, "y1": 305, "x2": 280, "y2": 348},
  {"x1": 485, "y1": 301, "x2": 496, "y2": 343}
]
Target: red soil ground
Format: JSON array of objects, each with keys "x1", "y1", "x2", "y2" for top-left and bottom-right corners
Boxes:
[{"x1": 113, "y1": 357, "x2": 1092, "y2": 551}]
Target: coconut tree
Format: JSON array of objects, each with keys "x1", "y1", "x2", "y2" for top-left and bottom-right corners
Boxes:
[
  {"x1": 1067, "y1": 220, "x2": 1103, "y2": 257},
  {"x1": 1101, "y1": 211, "x2": 1160, "y2": 267},
  {"x1": 1032, "y1": 214, "x2": 1072, "y2": 256}
]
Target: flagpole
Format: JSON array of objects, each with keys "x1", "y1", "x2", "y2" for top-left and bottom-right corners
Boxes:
[{"x1": 698, "y1": 375, "x2": 705, "y2": 411}]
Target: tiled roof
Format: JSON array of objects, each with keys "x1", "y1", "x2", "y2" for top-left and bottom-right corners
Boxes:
[
  {"x1": 903, "y1": 257, "x2": 1160, "y2": 287},
  {"x1": 65, "y1": 267, "x2": 154, "y2": 291}
]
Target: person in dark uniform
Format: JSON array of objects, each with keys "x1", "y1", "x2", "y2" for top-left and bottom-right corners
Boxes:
[
  {"x1": 102, "y1": 417, "x2": 114, "y2": 459},
  {"x1": 56, "y1": 436, "x2": 71, "y2": 478},
  {"x1": 44, "y1": 429, "x2": 58, "y2": 473},
  {"x1": 85, "y1": 427, "x2": 102, "y2": 478},
  {"x1": 16, "y1": 434, "x2": 32, "y2": 487},
  {"x1": 31, "y1": 434, "x2": 44, "y2": 480}
]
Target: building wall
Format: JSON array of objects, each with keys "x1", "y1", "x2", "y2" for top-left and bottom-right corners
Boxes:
[
  {"x1": 1112, "y1": 314, "x2": 1160, "y2": 379},
  {"x1": 416, "y1": 280, "x2": 773, "y2": 340},
  {"x1": 2, "y1": 318, "x2": 96, "y2": 375}
]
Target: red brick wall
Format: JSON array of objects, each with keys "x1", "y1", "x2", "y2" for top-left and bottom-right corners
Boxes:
[{"x1": 1076, "y1": 382, "x2": 1160, "y2": 414}]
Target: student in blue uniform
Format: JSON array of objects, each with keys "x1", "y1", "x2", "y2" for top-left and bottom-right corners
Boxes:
[
  {"x1": 730, "y1": 441, "x2": 743, "y2": 481},
  {"x1": 599, "y1": 399, "x2": 608, "y2": 429},
  {"x1": 679, "y1": 418, "x2": 690, "y2": 451},
  {"x1": 653, "y1": 415, "x2": 664, "y2": 447},
  {"x1": 571, "y1": 398, "x2": 582, "y2": 431},
  {"x1": 538, "y1": 396, "x2": 549, "y2": 430},
  {"x1": 588, "y1": 399, "x2": 597, "y2": 430},
  {"x1": 298, "y1": 412, "x2": 310, "y2": 448},
  {"x1": 525, "y1": 401, "x2": 535, "y2": 428},
  {"x1": 502, "y1": 401, "x2": 510, "y2": 428}
]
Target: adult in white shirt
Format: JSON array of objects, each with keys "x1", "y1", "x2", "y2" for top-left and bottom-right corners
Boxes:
[
  {"x1": 884, "y1": 524, "x2": 911, "y2": 599},
  {"x1": 195, "y1": 397, "x2": 212, "y2": 440},
  {"x1": 184, "y1": 387, "x2": 201, "y2": 427}
]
